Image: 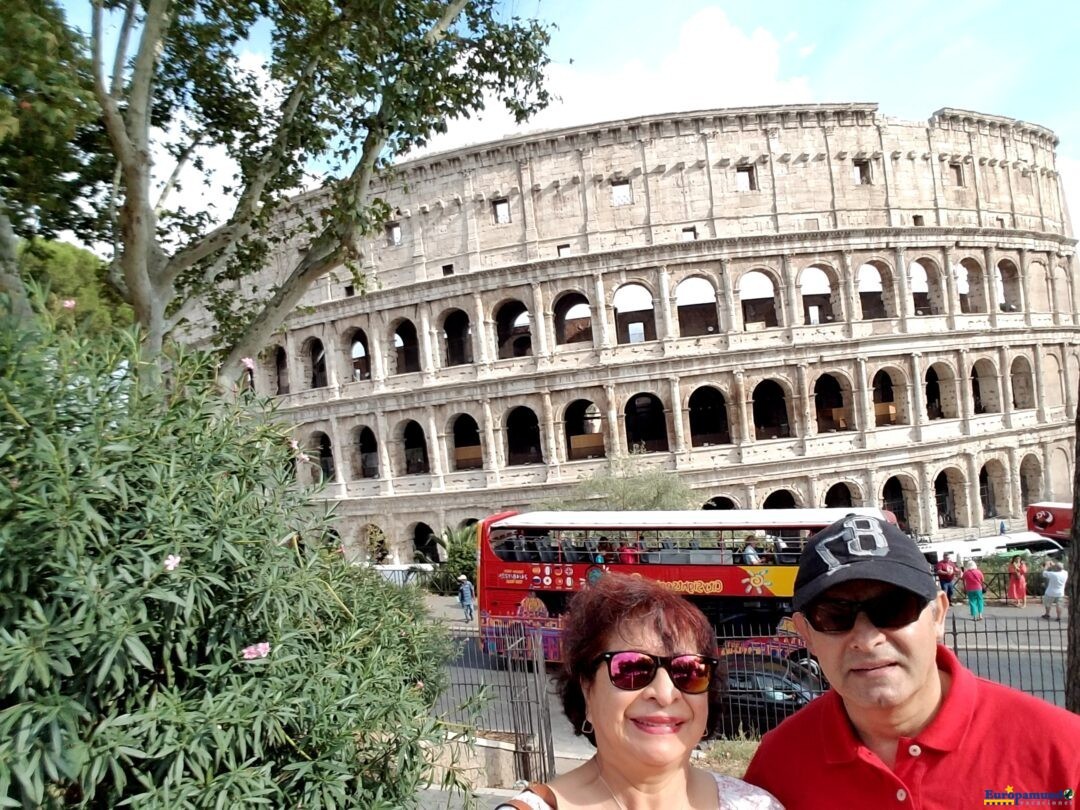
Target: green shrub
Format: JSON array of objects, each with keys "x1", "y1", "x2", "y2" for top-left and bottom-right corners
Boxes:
[{"x1": 0, "y1": 305, "x2": 458, "y2": 807}]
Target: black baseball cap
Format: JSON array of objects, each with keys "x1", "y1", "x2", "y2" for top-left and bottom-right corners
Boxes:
[{"x1": 793, "y1": 515, "x2": 939, "y2": 613}]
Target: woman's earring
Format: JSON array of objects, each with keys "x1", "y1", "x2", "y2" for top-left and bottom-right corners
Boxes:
[{"x1": 581, "y1": 719, "x2": 594, "y2": 735}]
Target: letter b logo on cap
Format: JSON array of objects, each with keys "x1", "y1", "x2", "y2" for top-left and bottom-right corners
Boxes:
[{"x1": 814, "y1": 517, "x2": 890, "y2": 571}]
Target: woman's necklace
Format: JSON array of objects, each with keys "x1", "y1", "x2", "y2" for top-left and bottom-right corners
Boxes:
[{"x1": 594, "y1": 761, "x2": 627, "y2": 810}]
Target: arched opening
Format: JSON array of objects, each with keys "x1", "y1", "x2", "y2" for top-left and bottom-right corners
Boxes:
[
  {"x1": 1041, "y1": 354, "x2": 1064, "y2": 407},
  {"x1": 799, "y1": 266, "x2": 836, "y2": 325},
  {"x1": 451, "y1": 414, "x2": 483, "y2": 471},
  {"x1": 349, "y1": 330, "x2": 371, "y2": 381},
  {"x1": 925, "y1": 363, "x2": 959, "y2": 420},
  {"x1": 996, "y1": 259, "x2": 1022, "y2": 312},
  {"x1": 1050, "y1": 447, "x2": 1071, "y2": 500},
  {"x1": 360, "y1": 523, "x2": 389, "y2": 563},
  {"x1": 688, "y1": 386, "x2": 730, "y2": 446},
  {"x1": 506, "y1": 406, "x2": 544, "y2": 465},
  {"x1": 1010, "y1": 356, "x2": 1035, "y2": 409},
  {"x1": 565, "y1": 399, "x2": 605, "y2": 460},
  {"x1": 970, "y1": 359, "x2": 1000, "y2": 414},
  {"x1": 412, "y1": 522, "x2": 440, "y2": 563},
  {"x1": 763, "y1": 490, "x2": 798, "y2": 509},
  {"x1": 675, "y1": 277, "x2": 720, "y2": 337},
  {"x1": 353, "y1": 426, "x2": 378, "y2": 479},
  {"x1": 402, "y1": 420, "x2": 430, "y2": 475},
  {"x1": 740, "y1": 270, "x2": 778, "y2": 329},
  {"x1": 553, "y1": 292, "x2": 593, "y2": 345},
  {"x1": 1027, "y1": 262, "x2": 1051, "y2": 313},
  {"x1": 909, "y1": 258, "x2": 946, "y2": 316},
  {"x1": 392, "y1": 320, "x2": 421, "y2": 374},
  {"x1": 442, "y1": 309, "x2": 473, "y2": 366},
  {"x1": 624, "y1": 393, "x2": 669, "y2": 453},
  {"x1": 814, "y1": 374, "x2": 849, "y2": 432},
  {"x1": 613, "y1": 283, "x2": 657, "y2": 344},
  {"x1": 824, "y1": 482, "x2": 854, "y2": 509},
  {"x1": 1052, "y1": 265, "x2": 1071, "y2": 315},
  {"x1": 934, "y1": 468, "x2": 968, "y2": 528},
  {"x1": 956, "y1": 257, "x2": 987, "y2": 314},
  {"x1": 273, "y1": 345, "x2": 289, "y2": 395},
  {"x1": 304, "y1": 338, "x2": 328, "y2": 388},
  {"x1": 856, "y1": 263, "x2": 890, "y2": 320},
  {"x1": 979, "y1": 461, "x2": 1007, "y2": 519},
  {"x1": 495, "y1": 300, "x2": 533, "y2": 359},
  {"x1": 312, "y1": 431, "x2": 334, "y2": 483},
  {"x1": 872, "y1": 370, "x2": 899, "y2": 426},
  {"x1": 752, "y1": 380, "x2": 790, "y2": 440},
  {"x1": 703, "y1": 496, "x2": 737, "y2": 510},
  {"x1": 881, "y1": 475, "x2": 920, "y2": 533},
  {"x1": 1019, "y1": 454, "x2": 1043, "y2": 506}
]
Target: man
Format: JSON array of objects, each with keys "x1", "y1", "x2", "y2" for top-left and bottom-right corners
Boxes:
[
  {"x1": 742, "y1": 535, "x2": 762, "y2": 565},
  {"x1": 744, "y1": 515, "x2": 1080, "y2": 809},
  {"x1": 934, "y1": 551, "x2": 958, "y2": 602},
  {"x1": 456, "y1": 574, "x2": 474, "y2": 622},
  {"x1": 1042, "y1": 560, "x2": 1068, "y2": 622}
]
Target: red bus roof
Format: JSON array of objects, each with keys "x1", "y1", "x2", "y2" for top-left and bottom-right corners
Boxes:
[{"x1": 486, "y1": 507, "x2": 890, "y2": 531}]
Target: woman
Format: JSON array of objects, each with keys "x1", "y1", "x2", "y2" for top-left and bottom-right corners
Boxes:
[
  {"x1": 497, "y1": 573, "x2": 782, "y2": 810},
  {"x1": 1007, "y1": 556, "x2": 1028, "y2": 608},
  {"x1": 961, "y1": 559, "x2": 986, "y2": 621}
]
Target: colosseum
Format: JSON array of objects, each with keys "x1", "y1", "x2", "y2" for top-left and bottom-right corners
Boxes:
[{"x1": 249, "y1": 102, "x2": 1078, "y2": 563}]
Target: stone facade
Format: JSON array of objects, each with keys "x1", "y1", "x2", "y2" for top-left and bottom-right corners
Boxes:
[{"x1": 249, "y1": 103, "x2": 1078, "y2": 563}]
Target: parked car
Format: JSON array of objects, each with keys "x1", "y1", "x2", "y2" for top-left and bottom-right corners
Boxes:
[{"x1": 717, "y1": 653, "x2": 825, "y2": 738}]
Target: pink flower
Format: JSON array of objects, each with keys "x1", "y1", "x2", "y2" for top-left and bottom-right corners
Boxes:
[
  {"x1": 61, "y1": 299, "x2": 76, "y2": 310},
  {"x1": 289, "y1": 439, "x2": 300, "y2": 451},
  {"x1": 414, "y1": 680, "x2": 425, "y2": 690},
  {"x1": 164, "y1": 554, "x2": 181, "y2": 571},
  {"x1": 297, "y1": 452, "x2": 311, "y2": 464},
  {"x1": 240, "y1": 357, "x2": 256, "y2": 372},
  {"x1": 242, "y1": 642, "x2": 271, "y2": 660}
]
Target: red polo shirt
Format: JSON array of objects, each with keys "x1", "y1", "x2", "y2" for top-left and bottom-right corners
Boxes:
[{"x1": 743, "y1": 646, "x2": 1080, "y2": 809}]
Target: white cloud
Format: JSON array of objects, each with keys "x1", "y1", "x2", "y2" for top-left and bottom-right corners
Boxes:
[
  {"x1": 798, "y1": 44, "x2": 816, "y2": 58},
  {"x1": 412, "y1": 7, "x2": 811, "y2": 157}
]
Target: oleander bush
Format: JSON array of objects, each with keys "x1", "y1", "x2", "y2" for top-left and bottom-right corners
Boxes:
[{"x1": 0, "y1": 302, "x2": 456, "y2": 808}]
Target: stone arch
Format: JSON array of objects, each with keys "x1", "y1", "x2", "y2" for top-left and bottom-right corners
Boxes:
[
  {"x1": 351, "y1": 425, "x2": 379, "y2": 479},
  {"x1": 1049, "y1": 446, "x2": 1071, "y2": 500},
  {"x1": 798, "y1": 264, "x2": 839, "y2": 325},
  {"x1": 1052, "y1": 265, "x2": 1071, "y2": 316},
  {"x1": 494, "y1": 299, "x2": 533, "y2": 359},
  {"x1": 933, "y1": 466, "x2": 969, "y2": 528},
  {"x1": 624, "y1": 392, "x2": 669, "y2": 453},
  {"x1": 979, "y1": 458, "x2": 1008, "y2": 519},
  {"x1": 553, "y1": 291, "x2": 593, "y2": 345},
  {"x1": 956, "y1": 257, "x2": 988, "y2": 314},
  {"x1": 300, "y1": 336, "x2": 328, "y2": 389},
  {"x1": 813, "y1": 372, "x2": 853, "y2": 432},
  {"x1": 738, "y1": 269, "x2": 779, "y2": 329},
  {"x1": 410, "y1": 521, "x2": 440, "y2": 563},
  {"x1": 1027, "y1": 261, "x2": 1051, "y2": 313},
  {"x1": 262, "y1": 344, "x2": 289, "y2": 396},
  {"x1": 505, "y1": 405, "x2": 544, "y2": 465},
  {"x1": 881, "y1": 474, "x2": 921, "y2": 533},
  {"x1": 675, "y1": 276, "x2": 720, "y2": 337},
  {"x1": 1010, "y1": 356, "x2": 1035, "y2": 409},
  {"x1": 1019, "y1": 453, "x2": 1043, "y2": 506},
  {"x1": 970, "y1": 358, "x2": 1001, "y2": 414},
  {"x1": 687, "y1": 385, "x2": 731, "y2": 447},
  {"x1": 400, "y1": 419, "x2": 430, "y2": 475},
  {"x1": 390, "y1": 319, "x2": 421, "y2": 374},
  {"x1": 450, "y1": 413, "x2": 483, "y2": 471},
  {"x1": 752, "y1": 379, "x2": 792, "y2": 440},
  {"x1": 925, "y1": 362, "x2": 959, "y2": 420},
  {"x1": 613, "y1": 282, "x2": 657, "y2": 344},
  {"x1": 307, "y1": 430, "x2": 335, "y2": 484},
  {"x1": 871, "y1": 366, "x2": 910, "y2": 426},
  {"x1": 856, "y1": 260, "x2": 896, "y2": 319},
  {"x1": 1041, "y1": 353, "x2": 1064, "y2": 407},
  {"x1": 345, "y1": 328, "x2": 371, "y2": 382},
  {"x1": 909, "y1": 257, "x2": 947, "y2": 316},
  {"x1": 565, "y1": 399, "x2": 605, "y2": 460},
  {"x1": 996, "y1": 259, "x2": 1022, "y2": 312},
  {"x1": 702, "y1": 496, "x2": 738, "y2": 510},
  {"x1": 440, "y1": 308, "x2": 473, "y2": 366},
  {"x1": 358, "y1": 522, "x2": 389, "y2": 563},
  {"x1": 762, "y1": 489, "x2": 799, "y2": 509},
  {"x1": 823, "y1": 482, "x2": 855, "y2": 508}
]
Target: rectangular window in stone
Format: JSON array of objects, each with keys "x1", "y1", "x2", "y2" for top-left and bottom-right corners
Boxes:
[
  {"x1": 852, "y1": 159, "x2": 872, "y2": 185},
  {"x1": 492, "y1": 198, "x2": 511, "y2": 224},
  {"x1": 996, "y1": 217, "x2": 1006, "y2": 228},
  {"x1": 442, "y1": 263, "x2": 454, "y2": 276},
  {"x1": 736, "y1": 165, "x2": 757, "y2": 192},
  {"x1": 344, "y1": 284, "x2": 355, "y2": 297},
  {"x1": 681, "y1": 226, "x2": 698, "y2": 242},
  {"x1": 386, "y1": 222, "x2": 402, "y2": 246},
  {"x1": 949, "y1": 162, "x2": 965, "y2": 187},
  {"x1": 611, "y1": 179, "x2": 633, "y2": 206},
  {"x1": 557, "y1": 243, "x2": 571, "y2": 257},
  {"x1": 913, "y1": 215, "x2": 925, "y2": 226},
  {"x1": 627, "y1": 322, "x2": 646, "y2": 343}
]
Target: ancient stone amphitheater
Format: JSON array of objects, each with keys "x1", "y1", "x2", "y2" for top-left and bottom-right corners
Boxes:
[{"x1": 251, "y1": 103, "x2": 1078, "y2": 563}]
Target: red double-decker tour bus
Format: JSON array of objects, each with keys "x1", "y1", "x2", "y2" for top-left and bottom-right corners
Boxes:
[
  {"x1": 476, "y1": 507, "x2": 893, "y2": 663},
  {"x1": 1026, "y1": 501, "x2": 1072, "y2": 542}
]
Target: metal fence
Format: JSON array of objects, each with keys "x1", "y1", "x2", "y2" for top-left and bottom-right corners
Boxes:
[{"x1": 433, "y1": 623, "x2": 556, "y2": 784}]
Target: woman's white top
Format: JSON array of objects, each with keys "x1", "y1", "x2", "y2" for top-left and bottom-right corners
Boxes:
[{"x1": 494, "y1": 773, "x2": 783, "y2": 809}]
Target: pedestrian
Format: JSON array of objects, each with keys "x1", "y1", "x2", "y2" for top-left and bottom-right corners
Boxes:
[
  {"x1": 743, "y1": 514, "x2": 1080, "y2": 809},
  {"x1": 934, "y1": 551, "x2": 958, "y2": 602},
  {"x1": 961, "y1": 559, "x2": 985, "y2": 621},
  {"x1": 1007, "y1": 556, "x2": 1028, "y2": 608},
  {"x1": 741, "y1": 535, "x2": 762, "y2": 565},
  {"x1": 1041, "y1": 560, "x2": 1068, "y2": 622},
  {"x1": 456, "y1": 574, "x2": 474, "y2": 622}
]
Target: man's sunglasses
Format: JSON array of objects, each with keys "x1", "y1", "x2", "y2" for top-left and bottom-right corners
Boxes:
[
  {"x1": 804, "y1": 590, "x2": 930, "y2": 633},
  {"x1": 592, "y1": 651, "x2": 718, "y2": 694}
]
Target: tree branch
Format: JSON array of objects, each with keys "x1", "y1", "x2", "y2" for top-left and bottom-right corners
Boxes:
[
  {"x1": 110, "y1": 0, "x2": 139, "y2": 99},
  {"x1": 0, "y1": 208, "x2": 32, "y2": 321},
  {"x1": 125, "y1": 0, "x2": 170, "y2": 156},
  {"x1": 155, "y1": 132, "x2": 204, "y2": 213},
  {"x1": 91, "y1": 3, "x2": 136, "y2": 167}
]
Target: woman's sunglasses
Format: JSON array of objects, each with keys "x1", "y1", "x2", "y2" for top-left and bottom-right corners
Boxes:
[
  {"x1": 804, "y1": 589, "x2": 930, "y2": 633},
  {"x1": 592, "y1": 651, "x2": 718, "y2": 694}
]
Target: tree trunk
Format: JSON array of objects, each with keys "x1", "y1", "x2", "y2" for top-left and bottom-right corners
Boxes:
[{"x1": 0, "y1": 210, "x2": 33, "y2": 320}]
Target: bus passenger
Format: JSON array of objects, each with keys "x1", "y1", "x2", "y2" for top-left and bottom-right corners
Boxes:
[
  {"x1": 617, "y1": 539, "x2": 639, "y2": 565},
  {"x1": 496, "y1": 573, "x2": 782, "y2": 810},
  {"x1": 741, "y1": 536, "x2": 762, "y2": 565}
]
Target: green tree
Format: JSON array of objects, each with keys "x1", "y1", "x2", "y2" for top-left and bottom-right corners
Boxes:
[
  {"x1": 426, "y1": 524, "x2": 478, "y2": 593},
  {"x1": 17, "y1": 239, "x2": 132, "y2": 332},
  {"x1": 537, "y1": 454, "x2": 699, "y2": 511},
  {"x1": 0, "y1": 298, "x2": 461, "y2": 807}
]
